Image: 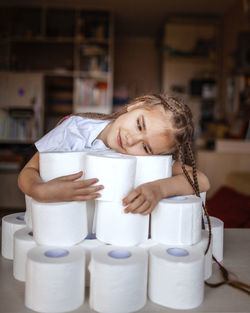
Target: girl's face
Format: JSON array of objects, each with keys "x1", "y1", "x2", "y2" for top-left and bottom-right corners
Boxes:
[{"x1": 98, "y1": 104, "x2": 175, "y2": 156}]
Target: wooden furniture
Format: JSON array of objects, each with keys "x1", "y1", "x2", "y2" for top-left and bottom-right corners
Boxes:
[
  {"x1": 0, "y1": 4, "x2": 114, "y2": 209},
  {"x1": 162, "y1": 16, "x2": 222, "y2": 135},
  {"x1": 0, "y1": 228, "x2": 249, "y2": 312}
]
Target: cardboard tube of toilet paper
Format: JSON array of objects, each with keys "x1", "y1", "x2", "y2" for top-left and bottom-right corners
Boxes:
[
  {"x1": 32, "y1": 200, "x2": 88, "y2": 246},
  {"x1": 205, "y1": 216, "x2": 224, "y2": 262},
  {"x1": 95, "y1": 200, "x2": 149, "y2": 246},
  {"x1": 24, "y1": 195, "x2": 33, "y2": 229},
  {"x1": 149, "y1": 244, "x2": 204, "y2": 310},
  {"x1": 151, "y1": 195, "x2": 202, "y2": 245},
  {"x1": 79, "y1": 233, "x2": 104, "y2": 287},
  {"x1": 39, "y1": 151, "x2": 87, "y2": 182},
  {"x1": 1, "y1": 213, "x2": 26, "y2": 260},
  {"x1": 135, "y1": 155, "x2": 172, "y2": 187},
  {"x1": 89, "y1": 245, "x2": 148, "y2": 313},
  {"x1": 13, "y1": 227, "x2": 37, "y2": 282},
  {"x1": 84, "y1": 152, "x2": 136, "y2": 202},
  {"x1": 25, "y1": 245, "x2": 85, "y2": 313}
]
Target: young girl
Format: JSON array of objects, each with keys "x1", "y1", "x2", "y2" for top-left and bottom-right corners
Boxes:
[{"x1": 18, "y1": 94, "x2": 210, "y2": 215}]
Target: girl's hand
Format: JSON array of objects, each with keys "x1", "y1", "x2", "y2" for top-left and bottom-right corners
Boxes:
[
  {"x1": 38, "y1": 171, "x2": 104, "y2": 202},
  {"x1": 122, "y1": 181, "x2": 164, "y2": 215}
]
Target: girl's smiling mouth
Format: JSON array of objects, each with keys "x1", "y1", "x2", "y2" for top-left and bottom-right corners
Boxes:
[{"x1": 117, "y1": 132, "x2": 123, "y2": 148}]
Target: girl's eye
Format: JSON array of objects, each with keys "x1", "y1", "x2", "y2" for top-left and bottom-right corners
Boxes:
[
  {"x1": 137, "y1": 119, "x2": 142, "y2": 131},
  {"x1": 143, "y1": 143, "x2": 149, "y2": 154}
]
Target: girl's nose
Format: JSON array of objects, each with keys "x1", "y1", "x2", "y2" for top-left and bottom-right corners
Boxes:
[{"x1": 126, "y1": 133, "x2": 142, "y2": 146}]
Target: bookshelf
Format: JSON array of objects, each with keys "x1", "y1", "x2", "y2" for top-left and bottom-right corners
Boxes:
[
  {"x1": 0, "y1": 5, "x2": 114, "y2": 137},
  {"x1": 0, "y1": 5, "x2": 114, "y2": 209}
]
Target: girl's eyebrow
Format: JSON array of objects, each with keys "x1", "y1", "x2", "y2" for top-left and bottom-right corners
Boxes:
[{"x1": 142, "y1": 115, "x2": 154, "y2": 154}]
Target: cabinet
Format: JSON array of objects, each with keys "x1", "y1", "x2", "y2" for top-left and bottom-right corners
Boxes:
[
  {"x1": 0, "y1": 72, "x2": 44, "y2": 142},
  {"x1": 0, "y1": 5, "x2": 114, "y2": 135},
  {"x1": 162, "y1": 17, "x2": 221, "y2": 142}
]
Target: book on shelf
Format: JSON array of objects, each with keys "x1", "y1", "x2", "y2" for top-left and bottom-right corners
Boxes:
[{"x1": 75, "y1": 79, "x2": 108, "y2": 110}]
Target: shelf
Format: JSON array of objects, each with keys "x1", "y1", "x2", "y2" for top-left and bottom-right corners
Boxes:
[
  {"x1": 2, "y1": 37, "x2": 111, "y2": 45},
  {"x1": 164, "y1": 55, "x2": 216, "y2": 64},
  {"x1": 0, "y1": 5, "x2": 113, "y2": 145}
]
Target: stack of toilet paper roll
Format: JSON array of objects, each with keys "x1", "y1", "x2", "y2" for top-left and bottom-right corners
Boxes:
[
  {"x1": 85, "y1": 152, "x2": 173, "y2": 246},
  {"x1": 1, "y1": 150, "x2": 225, "y2": 312}
]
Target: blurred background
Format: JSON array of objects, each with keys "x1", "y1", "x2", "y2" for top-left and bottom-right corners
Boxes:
[{"x1": 0, "y1": 0, "x2": 249, "y2": 227}]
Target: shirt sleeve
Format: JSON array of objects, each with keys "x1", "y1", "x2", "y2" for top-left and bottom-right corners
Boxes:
[{"x1": 35, "y1": 117, "x2": 86, "y2": 152}]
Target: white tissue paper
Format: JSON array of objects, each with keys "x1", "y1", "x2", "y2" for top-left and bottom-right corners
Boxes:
[
  {"x1": 89, "y1": 245, "x2": 148, "y2": 313},
  {"x1": 196, "y1": 230, "x2": 213, "y2": 280},
  {"x1": 13, "y1": 227, "x2": 36, "y2": 282},
  {"x1": 24, "y1": 194, "x2": 33, "y2": 229},
  {"x1": 138, "y1": 238, "x2": 158, "y2": 251},
  {"x1": 79, "y1": 233, "x2": 104, "y2": 287},
  {"x1": 151, "y1": 195, "x2": 202, "y2": 245},
  {"x1": 39, "y1": 151, "x2": 87, "y2": 182},
  {"x1": 134, "y1": 155, "x2": 172, "y2": 187},
  {"x1": 200, "y1": 192, "x2": 206, "y2": 206},
  {"x1": 84, "y1": 152, "x2": 136, "y2": 202},
  {"x1": 32, "y1": 199, "x2": 88, "y2": 246},
  {"x1": 25, "y1": 245, "x2": 85, "y2": 313},
  {"x1": 95, "y1": 200, "x2": 149, "y2": 246},
  {"x1": 149, "y1": 244, "x2": 204, "y2": 310},
  {"x1": 1, "y1": 213, "x2": 26, "y2": 260},
  {"x1": 205, "y1": 216, "x2": 224, "y2": 262}
]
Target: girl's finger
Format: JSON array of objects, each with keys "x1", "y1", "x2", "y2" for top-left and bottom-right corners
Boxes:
[
  {"x1": 132, "y1": 200, "x2": 151, "y2": 214},
  {"x1": 123, "y1": 188, "x2": 140, "y2": 206},
  {"x1": 74, "y1": 193, "x2": 101, "y2": 201},
  {"x1": 141, "y1": 206, "x2": 154, "y2": 215},
  {"x1": 124, "y1": 195, "x2": 145, "y2": 213},
  {"x1": 73, "y1": 178, "x2": 99, "y2": 188},
  {"x1": 57, "y1": 171, "x2": 84, "y2": 181},
  {"x1": 75, "y1": 185, "x2": 104, "y2": 196}
]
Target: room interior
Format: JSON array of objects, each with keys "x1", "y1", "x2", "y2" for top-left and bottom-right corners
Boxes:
[{"x1": 0, "y1": 0, "x2": 249, "y2": 227}]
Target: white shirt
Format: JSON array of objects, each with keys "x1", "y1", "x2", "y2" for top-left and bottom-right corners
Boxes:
[{"x1": 35, "y1": 116, "x2": 111, "y2": 152}]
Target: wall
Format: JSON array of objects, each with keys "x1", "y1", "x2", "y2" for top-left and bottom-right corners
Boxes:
[
  {"x1": 221, "y1": 0, "x2": 250, "y2": 116},
  {"x1": 114, "y1": 37, "x2": 161, "y2": 101}
]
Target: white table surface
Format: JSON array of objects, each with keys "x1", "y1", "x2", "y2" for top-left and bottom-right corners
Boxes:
[{"x1": 0, "y1": 229, "x2": 250, "y2": 313}]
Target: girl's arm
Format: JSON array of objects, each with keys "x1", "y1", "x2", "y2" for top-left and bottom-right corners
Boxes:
[
  {"x1": 18, "y1": 152, "x2": 103, "y2": 202},
  {"x1": 122, "y1": 161, "x2": 210, "y2": 215}
]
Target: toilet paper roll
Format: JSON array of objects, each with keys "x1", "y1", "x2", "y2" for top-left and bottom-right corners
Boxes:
[
  {"x1": 39, "y1": 151, "x2": 87, "y2": 182},
  {"x1": 135, "y1": 155, "x2": 172, "y2": 187},
  {"x1": 32, "y1": 200, "x2": 88, "y2": 246},
  {"x1": 13, "y1": 227, "x2": 37, "y2": 282},
  {"x1": 151, "y1": 195, "x2": 202, "y2": 245},
  {"x1": 87, "y1": 200, "x2": 95, "y2": 233},
  {"x1": 84, "y1": 152, "x2": 136, "y2": 202},
  {"x1": 138, "y1": 239, "x2": 158, "y2": 251},
  {"x1": 79, "y1": 233, "x2": 104, "y2": 287},
  {"x1": 149, "y1": 244, "x2": 204, "y2": 309},
  {"x1": 200, "y1": 192, "x2": 206, "y2": 206},
  {"x1": 89, "y1": 245, "x2": 148, "y2": 313},
  {"x1": 25, "y1": 245, "x2": 85, "y2": 313},
  {"x1": 24, "y1": 195, "x2": 33, "y2": 229},
  {"x1": 205, "y1": 216, "x2": 224, "y2": 262},
  {"x1": 1, "y1": 213, "x2": 26, "y2": 260},
  {"x1": 95, "y1": 200, "x2": 149, "y2": 246},
  {"x1": 196, "y1": 230, "x2": 213, "y2": 280}
]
